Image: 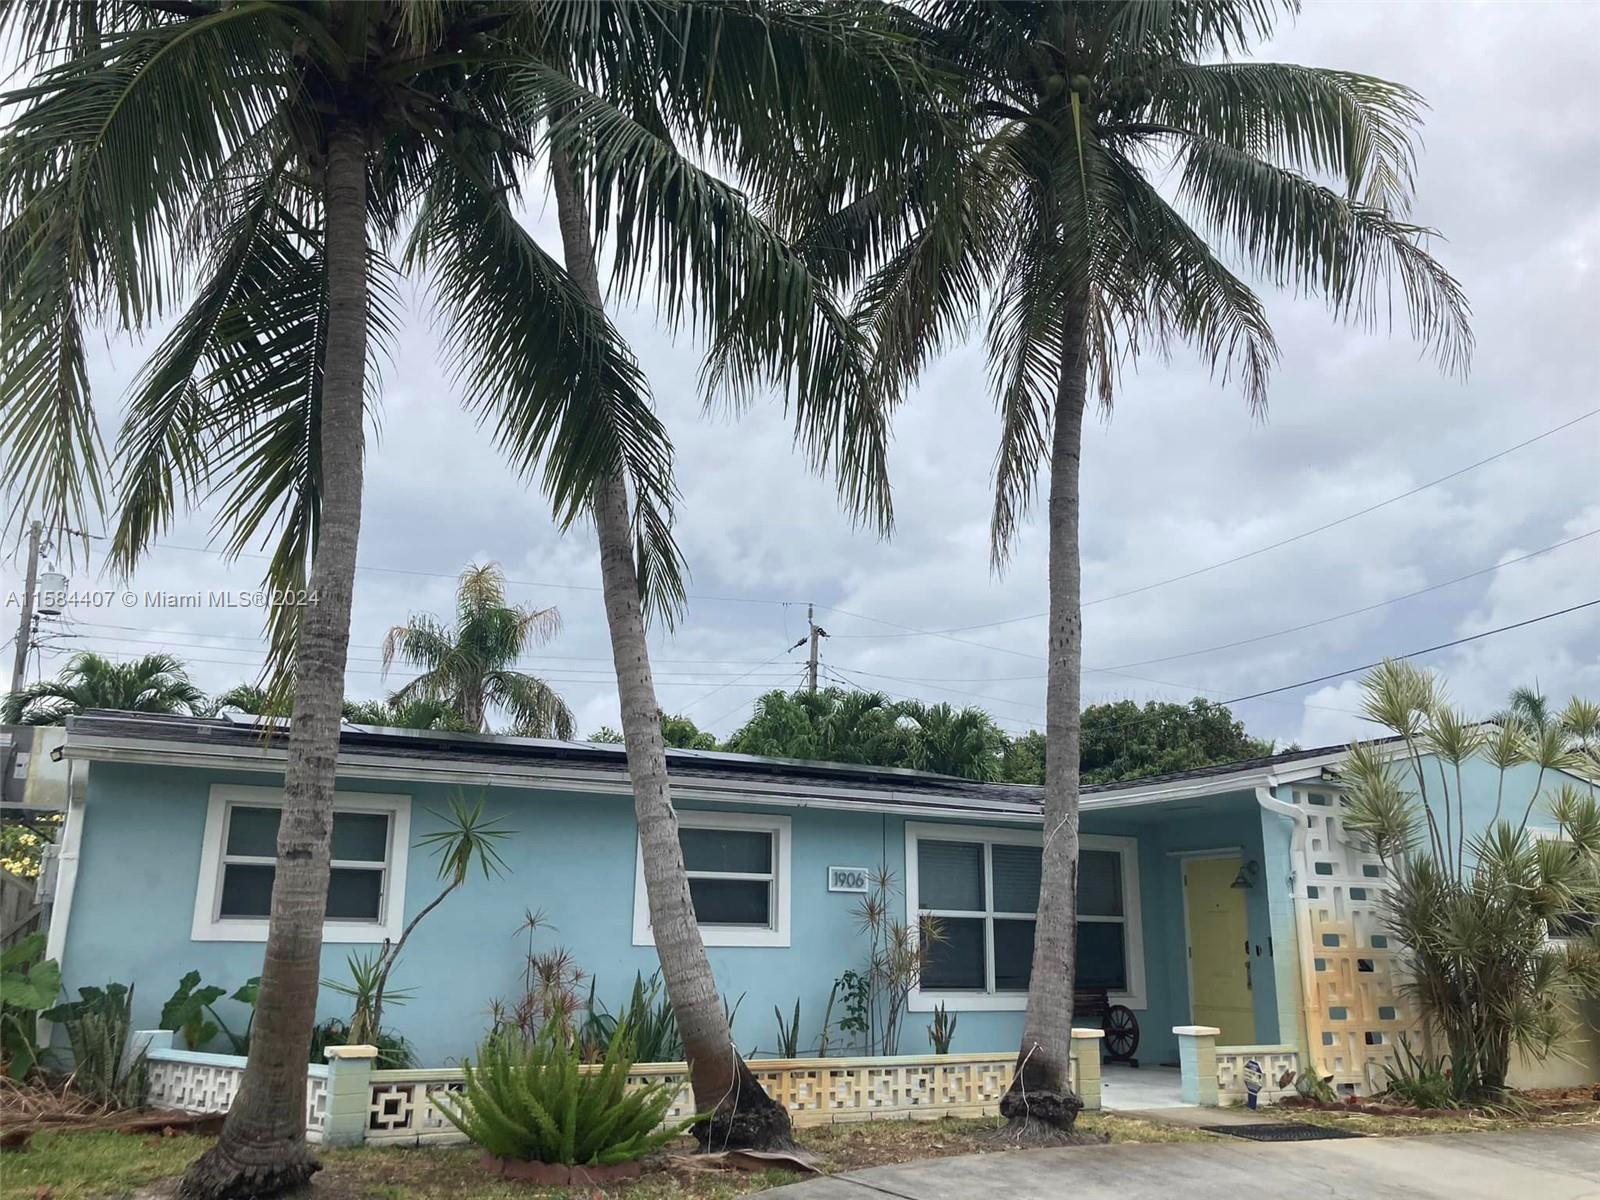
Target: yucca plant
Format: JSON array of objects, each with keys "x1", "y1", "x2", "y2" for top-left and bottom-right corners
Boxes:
[
  {"x1": 44, "y1": 982, "x2": 147, "y2": 1108},
  {"x1": 772, "y1": 999, "x2": 802, "y2": 1059},
  {"x1": 435, "y1": 1021, "x2": 689, "y2": 1166},
  {"x1": 927, "y1": 1002, "x2": 958, "y2": 1055},
  {"x1": 1344, "y1": 661, "x2": 1600, "y2": 1103}
]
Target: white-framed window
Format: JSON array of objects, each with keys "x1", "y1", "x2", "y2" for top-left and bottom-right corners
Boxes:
[
  {"x1": 191, "y1": 785, "x2": 411, "y2": 943},
  {"x1": 632, "y1": 811, "x2": 791, "y2": 948},
  {"x1": 905, "y1": 822, "x2": 1144, "y2": 1012}
]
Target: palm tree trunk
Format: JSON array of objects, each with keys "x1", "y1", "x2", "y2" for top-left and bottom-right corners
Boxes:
[
  {"x1": 1000, "y1": 292, "x2": 1089, "y2": 1141},
  {"x1": 549, "y1": 146, "x2": 794, "y2": 1152},
  {"x1": 183, "y1": 119, "x2": 369, "y2": 1199}
]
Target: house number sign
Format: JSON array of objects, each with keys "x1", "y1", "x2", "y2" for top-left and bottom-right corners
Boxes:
[{"x1": 827, "y1": 866, "x2": 870, "y2": 893}]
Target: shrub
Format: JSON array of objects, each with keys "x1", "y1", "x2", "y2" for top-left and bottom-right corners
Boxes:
[
  {"x1": 0, "y1": 933, "x2": 61, "y2": 1079},
  {"x1": 309, "y1": 1017, "x2": 415, "y2": 1069},
  {"x1": 1381, "y1": 1035, "x2": 1456, "y2": 1109},
  {"x1": 435, "y1": 1022, "x2": 688, "y2": 1166}
]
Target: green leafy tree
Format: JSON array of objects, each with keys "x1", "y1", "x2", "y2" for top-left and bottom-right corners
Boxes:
[
  {"x1": 809, "y1": 1, "x2": 1471, "y2": 1138},
  {"x1": 1080, "y1": 698, "x2": 1274, "y2": 784},
  {"x1": 1000, "y1": 730, "x2": 1047, "y2": 785},
  {"x1": 660, "y1": 714, "x2": 717, "y2": 751},
  {"x1": 585, "y1": 716, "x2": 714, "y2": 749},
  {"x1": 381, "y1": 563, "x2": 573, "y2": 738},
  {"x1": 2, "y1": 651, "x2": 205, "y2": 725},
  {"x1": 526, "y1": 4, "x2": 939, "y2": 1149}
]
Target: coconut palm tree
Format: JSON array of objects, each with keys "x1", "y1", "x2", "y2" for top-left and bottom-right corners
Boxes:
[
  {"x1": 3, "y1": 2, "x2": 723, "y2": 1189},
  {"x1": 381, "y1": 563, "x2": 573, "y2": 738},
  {"x1": 2, "y1": 0, "x2": 935, "y2": 1167},
  {"x1": 797, "y1": 1, "x2": 1472, "y2": 1137},
  {"x1": 1, "y1": 651, "x2": 205, "y2": 724}
]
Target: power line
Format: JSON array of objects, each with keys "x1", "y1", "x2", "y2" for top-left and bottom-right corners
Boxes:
[
  {"x1": 147, "y1": 540, "x2": 803, "y2": 610},
  {"x1": 677, "y1": 647, "x2": 805, "y2": 715},
  {"x1": 820, "y1": 601, "x2": 1600, "y2": 747},
  {"x1": 62, "y1": 522, "x2": 1592, "y2": 691},
  {"x1": 1099, "y1": 527, "x2": 1599, "y2": 670},
  {"x1": 56, "y1": 620, "x2": 802, "y2": 670},
  {"x1": 828, "y1": 407, "x2": 1600, "y2": 641},
  {"x1": 1219, "y1": 598, "x2": 1600, "y2": 705}
]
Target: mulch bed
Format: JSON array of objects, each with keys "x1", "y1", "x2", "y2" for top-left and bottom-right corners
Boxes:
[{"x1": 1279, "y1": 1083, "x2": 1600, "y2": 1121}]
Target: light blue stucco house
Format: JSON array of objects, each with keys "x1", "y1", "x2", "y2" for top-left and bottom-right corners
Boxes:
[{"x1": 31, "y1": 710, "x2": 1599, "y2": 1094}]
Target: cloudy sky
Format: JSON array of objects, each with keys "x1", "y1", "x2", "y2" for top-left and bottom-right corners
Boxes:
[{"x1": 4, "y1": 1, "x2": 1597, "y2": 750}]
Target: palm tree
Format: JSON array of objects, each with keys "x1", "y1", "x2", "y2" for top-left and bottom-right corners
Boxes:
[
  {"x1": 1, "y1": 651, "x2": 205, "y2": 724},
  {"x1": 208, "y1": 683, "x2": 285, "y2": 719},
  {"x1": 340, "y1": 697, "x2": 473, "y2": 733},
  {"x1": 896, "y1": 700, "x2": 1007, "y2": 780},
  {"x1": 807, "y1": 1, "x2": 1472, "y2": 1138},
  {"x1": 726, "y1": 687, "x2": 908, "y2": 764},
  {"x1": 473, "y1": 7, "x2": 936, "y2": 1150},
  {"x1": 0, "y1": 3, "x2": 714, "y2": 1190},
  {"x1": 3, "y1": 0, "x2": 934, "y2": 1164},
  {"x1": 381, "y1": 563, "x2": 573, "y2": 738}
]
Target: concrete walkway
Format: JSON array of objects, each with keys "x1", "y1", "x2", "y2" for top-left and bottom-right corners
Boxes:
[
  {"x1": 764, "y1": 1127, "x2": 1600, "y2": 1200},
  {"x1": 1099, "y1": 1064, "x2": 1187, "y2": 1110}
]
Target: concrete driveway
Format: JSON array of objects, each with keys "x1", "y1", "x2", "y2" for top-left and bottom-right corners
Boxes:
[{"x1": 763, "y1": 1126, "x2": 1600, "y2": 1200}]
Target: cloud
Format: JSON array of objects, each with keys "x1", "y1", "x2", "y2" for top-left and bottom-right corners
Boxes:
[{"x1": 4, "y1": 3, "x2": 1597, "y2": 750}]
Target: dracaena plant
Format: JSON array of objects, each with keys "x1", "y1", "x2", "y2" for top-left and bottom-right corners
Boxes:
[{"x1": 1343, "y1": 660, "x2": 1600, "y2": 1104}]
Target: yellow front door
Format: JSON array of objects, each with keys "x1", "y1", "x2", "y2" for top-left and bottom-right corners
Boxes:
[{"x1": 1183, "y1": 855, "x2": 1255, "y2": 1044}]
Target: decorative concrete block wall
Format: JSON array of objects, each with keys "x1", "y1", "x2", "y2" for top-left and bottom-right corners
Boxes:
[
  {"x1": 1215, "y1": 1044, "x2": 1300, "y2": 1107},
  {"x1": 139, "y1": 1033, "x2": 1103, "y2": 1146},
  {"x1": 1287, "y1": 785, "x2": 1424, "y2": 1094}
]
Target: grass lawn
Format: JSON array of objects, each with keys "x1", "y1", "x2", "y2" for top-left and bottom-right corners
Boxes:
[{"x1": 0, "y1": 1112, "x2": 1215, "y2": 1200}]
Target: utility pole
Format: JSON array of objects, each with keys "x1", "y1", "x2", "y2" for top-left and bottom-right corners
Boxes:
[
  {"x1": 9, "y1": 520, "x2": 42, "y2": 697},
  {"x1": 805, "y1": 603, "x2": 828, "y2": 694}
]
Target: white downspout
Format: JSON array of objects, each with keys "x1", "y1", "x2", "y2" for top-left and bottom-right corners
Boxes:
[
  {"x1": 1255, "y1": 780, "x2": 1316, "y2": 1064},
  {"x1": 38, "y1": 753, "x2": 88, "y2": 1047}
]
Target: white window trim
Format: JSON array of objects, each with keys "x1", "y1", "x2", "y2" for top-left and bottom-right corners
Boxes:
[
  {"x1": 632, "y1": 811, "x2": 791, "y2": 948},
  {"x1": 191, "y1": 784, "x2": 411, "y2": 943},
  {"x1": 904, "y1": 822, "x2": 1144, "y2": 1013}
]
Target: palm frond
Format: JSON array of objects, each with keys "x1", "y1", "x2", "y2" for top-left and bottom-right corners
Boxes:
[
  {"x1": 489, "y1": 670, "x2": 576, "y2": 741},
  {"x1": 1173, "y1": 133, "x2": 1472, "y2": 375},
  {"x1": 405, "y1": 164, "x2": 686, "y2": 622},
  {"x1": 1146, "y1": 61, "x2": 1422, "y2": 213}
]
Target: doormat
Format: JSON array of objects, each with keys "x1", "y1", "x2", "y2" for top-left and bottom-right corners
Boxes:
[{"x1": 1201, "y1": 1123, "x2": 1365, "y2": 1142}]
